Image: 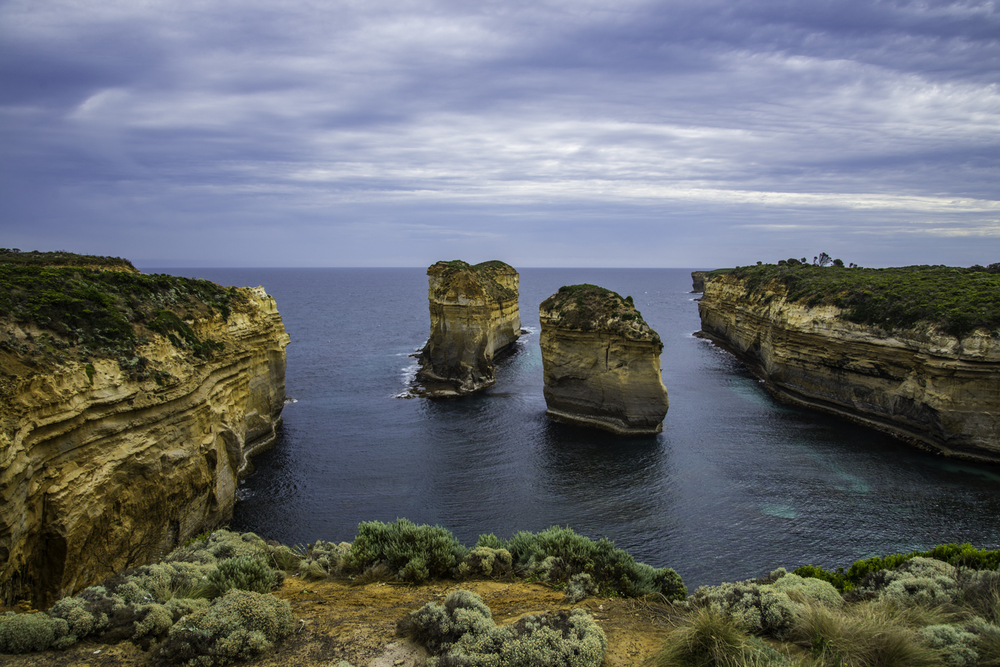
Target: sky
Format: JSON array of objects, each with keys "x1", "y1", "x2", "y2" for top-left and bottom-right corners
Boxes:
[{"x1": 1, "y1": 0, "x2": 998, "y2": 268}]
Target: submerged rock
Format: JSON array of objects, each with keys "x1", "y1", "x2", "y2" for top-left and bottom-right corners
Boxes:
[
  {"x1": 416, "y1": 260, "x2": 521, "y2": 397},
  {"x1": 539, "y1": 284, "x2": 669, "y2": 435}
]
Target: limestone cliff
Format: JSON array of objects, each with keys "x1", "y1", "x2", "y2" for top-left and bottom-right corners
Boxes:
[
  {"x1": 698, "y1": 272, "x2": 1000, "y2": 461},
  {"x1": 416, "y1": 260, "x2": 521, "y2": 397},
  {"x1": 0, "y1": 262, "x2": 289, "y2": 607},
  {"x1": 539, "y1": 285, "x2": 669, "y2": 435},
  {"x1": 691, "y1": 271, "x2": 708, "y2": 292}
]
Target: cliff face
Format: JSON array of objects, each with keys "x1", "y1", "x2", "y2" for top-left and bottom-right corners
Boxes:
[
  {"x1": 0, "y1": 286, "x2": 289, "y2": 607},
  {"x1": 698, "y1": 274, "x2": 1000, "y2": 460},
  {"x1": 417, "y1": 260, "x2": 521, "y2": 397},
  {"x1": 691, "y1": 271, "x2": 708, "y2": 292},
  {"x1": 539, "y1": 285, "x2": 669, "y2": 435}
]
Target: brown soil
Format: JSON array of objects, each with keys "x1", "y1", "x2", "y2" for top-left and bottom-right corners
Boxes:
[{"x1": 3, "y1": 578, "x2": 680, "y2": 667}]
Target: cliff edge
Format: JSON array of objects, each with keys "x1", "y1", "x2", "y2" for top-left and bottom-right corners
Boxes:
[
  {"x1": 416, "y1": 260, "x2": 521, "y2": 397},
  {"x1": 0, "y1": 254, "x2": 289, "y2": 606},
  {"x1": 697, "y1": 264, "x2": 1000, "y2": 461},
  {"x1": 539, "y1": 285, "x2": 669, "y2": 435}
]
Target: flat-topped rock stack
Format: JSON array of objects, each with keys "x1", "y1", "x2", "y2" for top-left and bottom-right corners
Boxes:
[
  {"x1": 416, "y1": 260, "x2": 522, "y2": 397},
  {"x1": 539, "y1": 284, "x2": 669, "y2": 435}
]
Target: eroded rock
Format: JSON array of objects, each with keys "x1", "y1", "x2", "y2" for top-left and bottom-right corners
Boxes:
[
  {"x1": 416, "y1": 260, "x2": 521, "y2": 397},
  {"x1": 697, "y1": 272, "x2": 1000, "y2": 460},
  {"x1": 539, "y1": 285, "x2": 669, "y2": 435},
  {"x1": 0, "y1": 274, "x2": 289, "y2": 607}
]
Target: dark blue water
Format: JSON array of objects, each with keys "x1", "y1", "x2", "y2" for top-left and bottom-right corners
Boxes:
[{"x1": 145, "y1": 267, "x2": 1000, "y2": 589}]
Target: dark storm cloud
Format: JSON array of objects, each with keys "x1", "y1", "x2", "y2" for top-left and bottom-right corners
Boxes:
[{"x1": 1, "y1": 0, "x2": 997, "y2": 267}]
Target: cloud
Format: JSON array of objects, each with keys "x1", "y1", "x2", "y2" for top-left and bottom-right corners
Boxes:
[{"x1": 0, "y1": 0, "x2": 998, "y2": 267}]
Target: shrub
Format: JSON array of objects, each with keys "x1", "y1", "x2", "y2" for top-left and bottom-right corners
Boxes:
[
  {"x1": 918, "y1": 624, "x2": 978, "y2": 666},
  {"x1": 398, "y1": 589, "x2": 495, "y2": 654},
  {"x1": 854, "y1": 557, "x2": 960, "y2": 606},
  {"x1": 0, "y1": 611, "x2": 74, "y2": 653},
  {"x1": 794, "y1": 542, "x2": 1000, "y2": 593},
  {"x1": 207, "y1": 556, "x2": 283, "y2": 597},
  {"x1": 441, "y1": 609, "x2": 607, "y2": 667},
  {"x1": 564, "y1": 573, "x2": 598, "y2": 604},
  {"x1": 461, "y1": 547, "x2": 513, "y2": 579},
  {"x1": 48, "y1": 596, "x2": 94, "y2": 637},
  {"x1": 156, "y1": 589, "x2": 294, "y2": 666},
  {"x1": 346, "y1": 519, "x2": 468, "y2": 583},
  {"x1": 689, "y1": 580, "x2": 802, "y2": 638},
  {"x1": 505, "y1": 526, "x2": 686, "y2": 600},
  {"x1": 400, "y1": 589, "x2": 606, "y2": 667},
  {"x1": 771, "y1": 571, "x2": 843, "y2": 608},
  {"x1": 964, "y1": 616, "x2": 1000, "y2": 666},
  {"x1": 650, "y1": 607, "x2": 787, "y2": 667}
]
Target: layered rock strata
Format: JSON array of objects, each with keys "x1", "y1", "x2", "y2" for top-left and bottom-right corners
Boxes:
[
  {"x1": 417, "y1": 260, "x2": 521, "y2": 397},
  {"x1": 698, "y1": 273, "x2": 1000, "y2": 461},
  {"x1": 1, "y1": 281, "x2": 289, "y2": 607},
  {"x1": 539, "y1": 285, "x2": 669, "y2": 435}
]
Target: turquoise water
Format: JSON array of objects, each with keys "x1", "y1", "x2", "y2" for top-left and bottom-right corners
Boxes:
[{"x1": 149, "y1": 267, "x2": 1000, "y2": 589}]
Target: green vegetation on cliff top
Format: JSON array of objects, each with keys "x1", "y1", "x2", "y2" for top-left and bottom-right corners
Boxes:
[
  {"x1": 541, "y1": 284, "x2": 662, "y2": 347},
  {"x1": 727, "y1": 263, "x2": 1000, "y2": 338},
  {"x1": 0, "y1": 248, "x2": 137, "y2": 272},
  {"x1": 0, "y1": 251, "x2": 239, "y2": 374},
  {"x1": 429, "y1": 259, "x2": 518, "y2": 302}
]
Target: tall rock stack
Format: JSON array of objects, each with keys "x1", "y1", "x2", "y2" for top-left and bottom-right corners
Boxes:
[
  {"x1": 417, "y1": 260, "x2": 521, "y2": 397},
  {"x1": 539, "y1": 284, "x2": 669, "y2": 435}
]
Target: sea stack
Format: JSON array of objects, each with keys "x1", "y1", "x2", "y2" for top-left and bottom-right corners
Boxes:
[
  {"x1": 416, "y1": 260, "x2": 521, "y2": 397},
  {"x1": 539, "y1": 284, "x2": 669, "y2": 435}
]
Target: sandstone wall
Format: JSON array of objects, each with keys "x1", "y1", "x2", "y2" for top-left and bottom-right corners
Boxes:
[
  {"x1": 417, "y1": 261, "x2": 521, "y2": 396},
  {"x1": 698, "y1": 274, "x2": 1000, "y2": 460},
  {"x1": 0, "y1": 287, "x2": 289, "y2": 607},
  {"x1": 539, "y1": 286, "x2": 669, "y2": 435}
]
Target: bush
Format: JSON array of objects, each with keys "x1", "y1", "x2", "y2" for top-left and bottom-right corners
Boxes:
[
  {"x1": 207, "y1": 556, "x2": 283, "y2": 597},
  {"x1": 461, "y1": 547, "x2": 513, "y2": 579},
  {"x1": 505, "y1": 526, "x2": 686, "y2": 600},
  {"x1": 918, "y1": 624, "x2": 978, "y2": 666},
  {"x1": 441, "y1": 609, "x2": 607, "y2": 667},
  {"x1": 400, "y1": 589, "x2": 606, "y2": 667},
  {"x1": 0, "y1": 611, "x2": 74, "y2": 653},
  {"x1": 347, "y1": 519, "x2": 468, "y2": 583},
  {"x1": 564, "y1": 573, "x2": 598, "y2": 604},
  {"x1": 771, "y1": 571, "x2": 843, "y2": 608},
  {"x1": 650, "y1": 607, "x2": 787, "y2": 667},
  {"x1": 156, "y1": 589, "x2": 294, "y2": 667},
  {"x1": 398, "y1": 589, "x2": 495, "y2": 654},
  {"x1": 689, "y1": 580, "x2": 801, "y2": 638},
  {"x1": 853, "y1": 557, "x2": 960, "y2": 606},
  {"x1": 795, "y1": 542, "x2": 1000, "y2": 593}
]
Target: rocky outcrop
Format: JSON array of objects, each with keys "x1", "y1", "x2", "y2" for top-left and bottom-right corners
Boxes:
[
  {"x1": 698, "y1": 273, "x2": 1000, "y2": 461},
  {"x1": 539, "y1": 285, "x2": 669, "y2": 435},
  {"x1": 416, "y1": 260, "x2": 521, "y2": 397},
  {"x1": 691, "y1": 271, "x2": 708, "y2": 292},
  {"x1": 0, "y1": 282, "x2": 289, "y2": 607}
]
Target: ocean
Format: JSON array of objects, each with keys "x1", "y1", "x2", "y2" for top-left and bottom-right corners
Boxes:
[{"x1": 146, "y1": 267, "x2": 1000, "y2": 590}]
